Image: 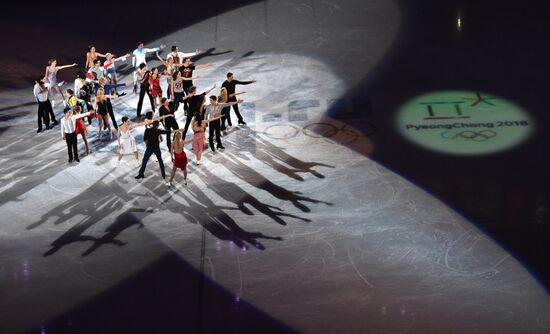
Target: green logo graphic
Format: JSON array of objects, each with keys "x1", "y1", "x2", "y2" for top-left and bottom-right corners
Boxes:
[{"x1": 396, "y1": 91, "x2": 535, "y2": 155}]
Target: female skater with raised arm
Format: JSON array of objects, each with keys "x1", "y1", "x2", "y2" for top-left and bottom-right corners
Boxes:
[
  {"x1": 73, "y1": 104, "x2": 90, "y2": 155},
  {"x1": 170, "y1": 69, "x2": 201, "y2": 112},
  {"x1": 169, "y1": 132, "x2": 194, "y2": 186},
  {"x1": 103, "y1": 52, "x2": 130, "y2": 95},
  {"x1": 45, "y1": 58, "x2": 77, "y2": 107},
  {"x1": 85, "y1": 46, "x2": 108, "y2": 70},
  {"x1": 156, "y1": 52, "x2": 183, "y2": 98},
  {"x1": 117, "y1": 114, "x2": 175, "y2": 166},
  {"x1": 149, "y1": 67, "x2": 164, "y2": 110},
  {"x1": 219, "y1": 87, "x2": 245, "y2": 133},
  {"x1": 191, "y1": 113, "x2": 222, "y2": 165},
  {"x1": 94, "y1": 88, "x2": 118, "y2": 140}
]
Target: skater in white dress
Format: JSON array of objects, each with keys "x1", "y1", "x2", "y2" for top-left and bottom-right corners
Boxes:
[{"x1": 117, "y1": 114, "x2": 174, "y2": 165}]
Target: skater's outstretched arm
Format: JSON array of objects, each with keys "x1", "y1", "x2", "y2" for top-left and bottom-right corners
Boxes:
[
  {"x1": 74, "y1": 112, "x2": 92, "y2": 120},
  {"x1": 130, "y1": 115, "x2": 174, "y2": 129},
  {"x1": 155, "y1": 52, "x2": 168, "y2": 67},
  {"x1": 204, "y1": 115, "x2": 223, "y2": 123},
  {"x1": 57, "y1": 63, "x2": 78, "y2": 71},
  {"x1": 229, "y1": 91, "x2": 245, "y2": 98},
  {"x1": 234, "y1": 79, "x2": 256, "y2": 85},
  {"x1": 218, "y1": 99, "x2": 244, "y2": 109},
  {"x1": 202, "y1": 83, "x2": 216, "y2": 95},
  {"x1": 195, "y1": 63, "x2": 214, "y2": 69},
  {"x1": 182, "y1": 76, "x2": 202, "y2": 81}
]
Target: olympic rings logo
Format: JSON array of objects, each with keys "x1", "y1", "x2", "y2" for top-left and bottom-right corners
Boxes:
[
  {"x1": 260, "y1": 122, "x2": 376, "y2": 143},
  {"x1": 441, "y1": 130, "x2": 497, "y2": 142}
]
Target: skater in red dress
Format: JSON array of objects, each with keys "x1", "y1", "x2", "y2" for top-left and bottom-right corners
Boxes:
[
  {"x1": 149, "y1": 67, "x2": 163, "y2": 110},
  {"x1": 73, "y1": 104, "x2": 90, "y2": 155},
  {"x1": 169, "y1": 132, "x2": 193, "y2": 186}
]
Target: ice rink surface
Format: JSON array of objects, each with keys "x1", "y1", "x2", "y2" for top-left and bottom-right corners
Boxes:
[{"x1": 1, "y1": 1, "x2": 549, "y2": 333}]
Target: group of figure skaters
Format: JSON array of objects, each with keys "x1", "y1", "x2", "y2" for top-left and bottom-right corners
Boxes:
[{"x1": 32, "y1": 42, "x2": 257, "y2": 186}]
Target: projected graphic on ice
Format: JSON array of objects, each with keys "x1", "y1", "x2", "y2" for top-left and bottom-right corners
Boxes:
[{"x1": 396, "y1": 91, "x2": 534, "y2": 155}]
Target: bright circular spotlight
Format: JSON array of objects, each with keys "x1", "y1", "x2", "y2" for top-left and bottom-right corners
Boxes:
[{"x1": 395, "y1": 91, "x2": 535, "y2": 155}]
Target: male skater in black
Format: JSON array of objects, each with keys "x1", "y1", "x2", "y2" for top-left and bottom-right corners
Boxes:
[
  {"x1": 182, "y1": 84, "x2": 216, "y2": 138},
  {"x1": 159, "y1": 98, "x2": 179, "y2": 152},
  {"x1": 135, "y1": 63, "x2": 154, "y2": 118},
  {"x1": 221, "y1": 72, "x2": 256, "y2": 125},
  {"x1": 179, "y1": 57, "x2": 213, "y2": 111},
  {"x1": 135, "y1": 120, "x2": 170, "y2": 181}
]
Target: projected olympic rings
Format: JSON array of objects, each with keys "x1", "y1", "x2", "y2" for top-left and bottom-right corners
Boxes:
[
  {"x1": 441, "y1": 130, "x2": 497, "y2": 142},
  {"x1": 261, "y1": 123, "x2": 300, "y2": 139},
  {"x1": 261, "y1": 122, "x2": 376, "y2": 143}
]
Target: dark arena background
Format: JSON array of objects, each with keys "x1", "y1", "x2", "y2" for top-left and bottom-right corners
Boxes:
[{"x1": 1, "y1": 0, "x2": 549, "y2": 333}]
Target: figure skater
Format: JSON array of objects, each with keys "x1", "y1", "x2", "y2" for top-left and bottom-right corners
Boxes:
[
  {"x1": 191, "y1": 113, "x2": 222, "y2": 165},
  {"x1": 87, "y1": 59, "x2": 105, "y2": 84},
  {"x1": 33, "y1": 75, "x2": 56, "y2": 132},
  {"x1": 221, "y1": 72, "x2": 256, "y2": 125},
  {"x1": 182, "y1": 84, "x2": 216, "y2": 138},
  {"x1": 118, "y1": 116, "x2": 140, "y2": 165},
  {"x1": 135, "y1": 120, "x2": 184, "y2": 181},
  {"x1": 135, "y1": 63, "x2": 155, "y2": 118},
  {"x1": 166, "y1": 45, "x2": 201, "y2": 65},
  {"x1": 66, "y1": 88, "x2": 86, "y2": 112},
  {"x1": 45, "y1": 58, "x2": 77, "y2": 107},
  {"x1": 159, "y1": 98, "x2": 179, "y2": 152},
  {"x1": 85, "y1": 46, "x2": 107, "y2": 70},
  {"x1": 170, "y1": 70, "x2": 201, "y2": 112},
  {"x1": 73, "y1": 104, "x2": 90, "y2": 155},
  {"x1": 60, "y1": 107, "x2": 92, "y2": 163},
  {"x1": 103, "y1": 52, "x2": 130, "y2": 95},
  {"x1": 156, "y1": 52, "x2": 183, "y2": 99},
  {"x1": 203, "y1": 95, "x2": 243, "y2": 151},
  {"x1": 179, "y1": 57, "x2": 213, "y2": 111},
  {"x1": 132, "y1": 42, "x2": 165, "y2": 91},
  {"x1": 149, "y1": 67, "x2": 164, "y2": 109},
  {"x1": 219, "y1": 87, "x2": 245, "y2": 133},
  {"x1": 169, "y1": 132, "x2": 193, "y2": 186},
  {"x1": 74, "y1": 71, "x2": 95, "y2": 125},
  {"x1": 117, "y1": 114, "x2": 172, "y2": 166},
  {"x1": 96, "y1": 77, "x2": 128, "y2": 131},
  {"x1": 94, "y1": 88, "x2": 118, "y2": 140}
]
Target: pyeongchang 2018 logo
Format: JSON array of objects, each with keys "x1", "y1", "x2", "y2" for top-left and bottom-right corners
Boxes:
[{"x1": 396, "y1": 91, "x2": 534, "y2": 155}]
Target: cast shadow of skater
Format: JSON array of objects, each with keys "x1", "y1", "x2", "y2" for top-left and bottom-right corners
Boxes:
[
  {"x1": 171, "y1": 184, "x2": 283, "y2": 251},
  {"x1": 44, "y1": 220, "x2": 99, "y2": 256},
  {"x1": 26, "y1": 172, "x2": 146, "y2": 255},
  {"x1": 0, "y1": 135, "x2": 66, "y2": 204},
  {"x1": 230, "y1": 132, "x2": 335, "y2": 180},
  {"x1": 255, "y1": 136, "x2": 334, "y2": 179},
  {"x1": 217, "y1": 154, "x2": 333, "y2": 213},
  {"x1": 41, "y1": 194, "x2": 128, "y2": 256},
  {"x1": 191, "y1": 48, "x2": 233, "y2": 62},
  {"x1": 197, "y1": 168, "x2": 311, "y2": 226},
  {"x1": 28, "y1": 190, "x2": 122, "y2": 231},
  {"x1": 81, "y1": 210, "x2": 147, "y2": 256}
]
